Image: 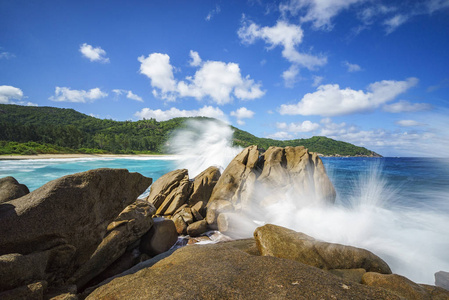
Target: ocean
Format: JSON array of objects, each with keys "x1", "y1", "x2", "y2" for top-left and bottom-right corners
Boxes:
[{"x1": 1, "y1": 155, "x2": 448, "y2": 285}]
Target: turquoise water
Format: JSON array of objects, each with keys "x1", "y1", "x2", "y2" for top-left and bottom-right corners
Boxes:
[{"x1": 1, "y1": 156, "x2": 448, "y2": 284}]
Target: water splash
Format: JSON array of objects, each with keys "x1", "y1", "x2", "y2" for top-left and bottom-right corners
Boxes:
[{"x1": 168, "y1": 119, "x2": 242, "y2": 178}]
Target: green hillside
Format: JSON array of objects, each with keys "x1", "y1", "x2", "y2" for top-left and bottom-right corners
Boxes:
[{"x1": 0, "y1": 104, "x2": 380, "y2": 156}]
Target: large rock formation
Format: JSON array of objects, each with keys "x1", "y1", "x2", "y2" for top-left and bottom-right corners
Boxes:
[
  {"x1": 0, "y1": 176, "x2": 29, "y2": 203},
  {"x1": 206, "y1": 145, "x2": 336, "y2": 228},
  {"x1": 0, "y1": 168, "x2": 152, "y2": 293},
  {"x1": 86, "y1": 239, "x2": 401, "y2": 300},
  {"x1": 254, "y1": 224, "x2": 391, "y2": 274}
]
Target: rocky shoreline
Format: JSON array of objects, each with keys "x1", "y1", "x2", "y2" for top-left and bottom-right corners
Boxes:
[{"x1": 0, "y1": 145, "x2": 447, "y2": 299}]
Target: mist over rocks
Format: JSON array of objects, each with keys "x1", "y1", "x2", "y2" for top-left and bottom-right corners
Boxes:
[{"x1": 1, "y1": 146, "x2": 448, "y2": 299}]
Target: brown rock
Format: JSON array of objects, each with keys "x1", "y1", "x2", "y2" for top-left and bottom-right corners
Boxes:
[
  {"x1": 172, "y1": 214, "x2": 187, "y2": 235},
  {"x1": 0, "y1": 281, "x2": 47, "y2": 300},
  {"x1": 188, "y1": 166, "x2": 221, "y2": 207},
  {"x1": 175, "y1": 206, "x2": 194, "y2": 225},
  {"x1": 0, "y1": 244, "x2": 75, "y2": 292},
  {"x1": 69, "y1": 200, "x2": 155, "y2": 290},
  {"x1": 329, "y1": 268, "x2": 366, "y2": 284},
  {"x1": 0, "y1": 168, "x2": 152, "y2": 263},
  {"x1": 146, "y1": 169, "x2": 193, "y2": 216},
  {"x1": 191, "y1": 200, "x2": 205, "y2": 217},
  {"x1": 186, "y1": 220, "x2": 208, "y2": 237},
  {"x1": 254, "y1": 224, "x2": 391, "y2": 274},
  {"x1": 191, "y1": 206, "x2": 203, "y2": 221},
  {"x1": 86, "y1": 241, "x2": 401, "y2": 300},
  {"x1": 0, "y1": 176, "x2": 29, "y2": 203},
  {"x1": 362, "y1": 272, "x2": 432, "y2": 299},
  {"x1": 140, "y1": 219, "x2": 178, "y2": 257},
  {"x1": 421, "y1": 284, "x2": 449, "y2": 299},
  {"x1": 205, "y1": 200, "x2": 234, "y2": 226}
]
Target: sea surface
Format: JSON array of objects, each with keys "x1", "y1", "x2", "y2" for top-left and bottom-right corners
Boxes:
[{"x1": 1, "y1": 156, "x2": 448, "y2": 284}]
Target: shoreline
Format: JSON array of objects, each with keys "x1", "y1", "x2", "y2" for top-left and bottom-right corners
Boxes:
[{"x1": 0, "y1": 154, "x2": 173, "y2": 160}]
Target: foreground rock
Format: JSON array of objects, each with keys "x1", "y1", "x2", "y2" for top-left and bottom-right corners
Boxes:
[
  {"x1": 0, "y1": 168, "x2": 152, "y2": 293},
  {"x1": 87, "y1": 240, "x2": 401, "y2": 300},
  {"x1": 0, "y1": 176, "x2": 29, "y2": 203},
  {"x1": 254, "y1": 224, "x2": 392, "y2": 274}
]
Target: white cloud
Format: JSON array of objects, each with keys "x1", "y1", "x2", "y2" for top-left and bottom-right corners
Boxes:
[
  {"x1": 343, "y1": 61, "x2": 362, "y2": 72},
  {"x1": 206, "y1": 4, "x2": 221, "y2": 21},
  {"x1": 279, "y1": 0, "x2": 364, "y2": 30},
  {"x1": 230, "y1": 107, "x2": 255, "y2": 125},
  {"x1": 266, "y1": 131, "x2": 294, "y2": 140},
  {"x1": 312, "y1": 75, "x2": 323, "y2": 87},
  {"x1": 238, "y1": 18, "x2": 326, "y2": 86},
  {"x1": 279, "y1": 77, "x2": 418, "y2": 117},
  {"x1": 139, "y1": 52, "x2": 265, "y2": 105},
  {"x1": 189, "y1": 50, "x2": 202, "y2": 67},
  {"x1": 49, "y1": 87, "x2": 108, "y2": 103},
  {"x1": 138, "y1": 53, "x2": 177, "y2": 98},
  {"x1": 282, "y1": 65, "x2": 299, "y2": 88},
  {"x1": 112, "y1": 89, "x2": 143, "y2": 102},
  {"x1": 276, "y1": 120, "x2": 320, "y2": 132},
  {"x1": 0, "y1": 85, "x2": 23, "y2": 104},
  {"x1": 79, "y1": 43, "x2": 110, "y2": 63},
  {"x1": 134, "y1": 106, "x2": 227, "y2": 122},
  {"x1": 0, "y1": 51, "x2": 15, "y2": 59},
  {"x1": 383, "y1": 100, "x2": 432, "y2": 113},
  {"x1": 384, "y1": 14, "x2": 409, "y2": 34},
  {"x1": 396, "y1": 120, "x2": 425, "y2": 127},
  {"x1": 428, "y1": 0, "x2": 449, "y2": 13}
]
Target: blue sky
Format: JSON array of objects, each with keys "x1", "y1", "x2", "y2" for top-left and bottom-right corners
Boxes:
[{"x1": 1, "y1": 0, "x2": 448, "y2": 156}]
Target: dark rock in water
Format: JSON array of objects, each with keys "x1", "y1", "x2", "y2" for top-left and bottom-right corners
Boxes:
[
  {"x1": 362, "y1": 272, "x2": 447, "y2": 299},
  {"x1": 86, "y1": 240, "x2": 401, "y2": 300},
  {"x1": 0, "y1": 280, "x2": 47, "y2": 300},
  {"x1": 0, "y1": 176, "x2": 29, "y2": 203},
  {"x1": 69, "y1": 200, "x2": 155, "y2": 290},
  {"x1": 436, "y1": 271, "x2": 449, "y2": 291},
  {"x1": 0, "y1": 168, "x2": 151, "y2": 293},
  {"x1": 186, "y1": 220, "x2": 208, "y2": 237},
  {"x1": 188, "y1": 166, "x2": 221, "y2": 207},
  {"x1": 140, "y1": 219, "x2": 178, "y2": 257},
  {"x1": 254, "y1": 224, "x2": 392, "y2": 274},
  {"x1": 145, "y1": 169, "x2": 192, "y2": 216}
]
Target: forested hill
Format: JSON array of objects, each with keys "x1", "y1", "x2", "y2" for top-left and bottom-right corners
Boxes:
[{"x1": 0, "y1": 104, "x2": 380, "y2": 156}]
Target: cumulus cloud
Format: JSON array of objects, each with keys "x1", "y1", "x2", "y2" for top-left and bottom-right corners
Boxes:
[
  {"x1": 138, "y1": 53, "x2": 176, "y2": 99},
  {"x1": 238, "y1": 18, "x2": 326, "y2": 86},
  {"x1": 0, "y1": 85, "x2": 23, "y2": 104},
  {"x1": 49, "y1": 87, "x2": 108, "y2": 103},
  {"x1": 138, "y1": 52, "x2": 265, "y2": 104},
  {"x1": 383, "y1": 100, "x2": 432, "y2": 113},
  {"x1": 396, "y1": 120, "x2": 426, "y2": 127},
  {"x1": 189, "y1": 50, "x2": 202, "y2": 67},
  {"x1": 279, "y1": 0, "x2": 364, "y2": 30},
  {"x1": 266, "y1": 131, "x2": 294, "y2": 140},
  {"x1": 276, "y1": 120, "x2": 320, "y2": 132},
  {"x1": 112, "y1": 89, "x2": 143, "y2": 102},
  {"x1": 279, "y1": 77, "x2": 418, "y2": 117},
  {"x1": 230, "y1": 107, "x2": 255, "y2": 125},
  {"x1": 343, "y1": 61, "x2": 362, "y2": 72},
  {"x1": 79, "y1": 43, "x2": 110, "y2": 63},
  {"x1": 134, "y1": 105, "x2": 227, "y2": 122}
]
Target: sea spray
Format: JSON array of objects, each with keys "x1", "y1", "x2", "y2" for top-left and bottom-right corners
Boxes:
[
  {"x1": 168, "y1": 119, "x2": 242, "y2": 177},
  {"x1": 168, "y1": 123, "x2": 449, "y2": 284}
]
